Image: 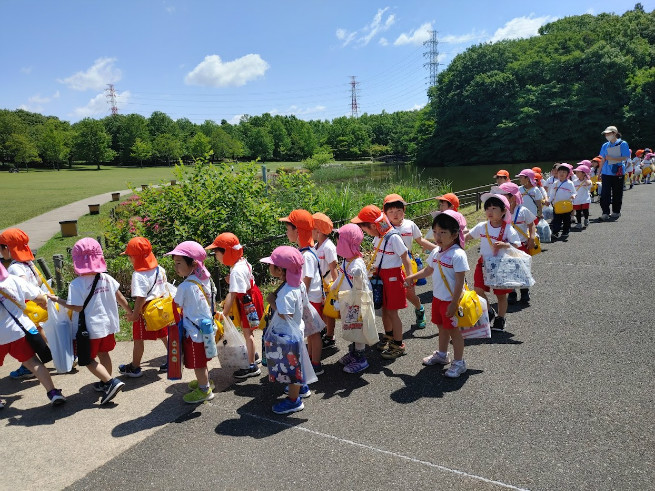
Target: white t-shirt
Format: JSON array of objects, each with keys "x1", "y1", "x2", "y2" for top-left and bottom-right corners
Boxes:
[
  {"x1": 372, "y1": 232, "x2": 408, "y2": 269},
  {"x1": 548, "y1": 179, "x2": 576, "y2": 204},
  {"x1": 427, "y1": 245, "x2": 469, "y2": 302},
  {"x1": 511, "y1": 205, "x2": 536, "y2": 242},
  {"x1": 544, "y1": 175, "x2": 557, "y2": 193},
  {"x1": 300, "y1": 248, "x2": 323, "y2": 304},
  {"x1": 572, "y1": 178, "x2": 592, "y2": 205},
  {"x1": 68, "y1": 273, "x2": 121, "y2": 340},
  {"x1": 8, "y1": 261, "x2": 40, "y2": 287},
  {"x1": 275, "y1": 282, "x2": 304, "y2": 333},
  {"x1": 228, "y1": 258, "x2": 254, "y2": 294},
  {"x1": 393, "y1": 219, "x2": 422, "y2": 250},
  {"x1": 539, "y1": 186, "x2": 548, "y2": 202},
  {"x1": 519, "y1": 186, "x2": 543, "y2": 217},
  {"x1": 625, "y1": 158, "x2": 634, "y2": 173},
  {"x1": 0, "y1": 275, "x2": 41, "y2": 344},
  {"x1": 174, "y1": 274, "x2": 212, "y2": 343},
  {"x1": 131, "y1": 265, "x2": 168, "y2": 301},
  {"x1": 468, "y1": 221, "x2": 521, "y2": 258},
  {"x1": 336, "y1": 257, "x2": 369, "y2": 292},
  {"x1": 315, "y1": 239, "x2": 337, "y2": 281}
]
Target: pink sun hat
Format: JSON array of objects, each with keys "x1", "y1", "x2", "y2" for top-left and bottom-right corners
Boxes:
[
  {"x1": 493, "y1": 182, "x2": 523, "y2": 205},
  {"x1": 72, "y1": 238, "x2": 107, "y2": 275},
  {"x1": 166, "y1": 240, "x2": 210, "y2": 280},
  {"x1": 435, "y1": 210, "x2": 467, "y2": 247},
  {"x1": 574, "y1": 161, "x2": 591, "y2": 177},
  {"x1": 0, "y1": 262, "x2": 8, "y2": 282},
  {"x1": 515, "y1": 168, "x2": 537, "y2": 186},
  {"x1": 336, "y1": 223, "x2": 364, "y2": 259},
  {"x1": 558, "y1": 163, "x2": 574, "y2": 179},
  {"x1": 480, "y1": 193, "x2": 512, "y2": 224},
  {"x1": 260, "y1": 245, "x2": 304, "y2": 287}
]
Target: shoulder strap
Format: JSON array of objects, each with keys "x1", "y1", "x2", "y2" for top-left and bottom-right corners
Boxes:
[
  {"x1": 485, "y1": 222, "x2": 507, "y2": 248},
  {"x1": 0, "y1": 288, "x2": 25, "y2": 311},
  {"x1": 28, "y1": 263, "x2": 55, "y2": 295},
  {"x1": 145, "y1": 267, "x2": 159, "y2": 298},
  {"x1": 300, "y1": 247, "x2": 324, "y2": 296},
  {"x1": 82, "y1": 273, "x2": 102, "y2": 312},
  {"x1": 436, "y1": 259, "x2": 453, "y2": 297},
  {"x1": 188, "y1": 279, "x2": 215, "y2": 316},
  {"x1": 0, "y1": 295, "x2": 28, "y2": 334},
  {"x1": 366, "y1": 238, "x2": 384, "y2": 272},
  {"x1": 376, "y1": 231, "x2": 397, "y2": 271}
]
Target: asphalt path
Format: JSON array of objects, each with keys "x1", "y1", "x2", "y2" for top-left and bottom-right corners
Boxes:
[{"x1": 2, "y1": 184, "x2": 653, "y2": 491}]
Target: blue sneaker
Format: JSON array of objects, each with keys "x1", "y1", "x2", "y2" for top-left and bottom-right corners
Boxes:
[
  {"x1": 10, "y1": 365, "x2": 31, "y2": 379},
  {"x1": 343, "y1": 355, "x2": 369, "y2": 374},
  {"x1": 272, "y1": 397, "x2": 304, "y2": 415},
  {"x1": 100, "y1": 378, "x2": 125, "y2": 405},
  {"x1": 284, "y1": 384, "x2": 311, "y2": 398},
  {"x1": 118, "y1": 363, "x2": 143, "y2": 378}
]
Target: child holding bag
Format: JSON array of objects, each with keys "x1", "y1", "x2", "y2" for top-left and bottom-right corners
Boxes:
[
  {"x1": 404, "y1": 211, "x2": 469, "y2": 377},
  {"x1": 572, "y1": 163, "x2": 592, "y2": 229},
  {"x1": 48, "y1": 238, "x2": 130, "y2": 405},
  {"x1": 311, "y1": 213, "x2": 339, "y2": 349},
  {"x1": 118, "y1": 237, "x2": 168, "y2": 378},
  {"x1": 206, "y1": 232, "x2": 263, "y2": 379},
  {"x1": 548, "y1": 164, "x2": 577, "y2": 241},
  {"x1": 166, "y1": 241, "x2": 216, "y2": 404}
]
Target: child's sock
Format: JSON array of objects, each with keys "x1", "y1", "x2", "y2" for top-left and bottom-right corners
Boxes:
[
  {"x1": 199, "y1": 384, "x2": 210, "y2": 392},
  {"x1": 438, "y1": 351, "x2": 447, "y2": 357}
]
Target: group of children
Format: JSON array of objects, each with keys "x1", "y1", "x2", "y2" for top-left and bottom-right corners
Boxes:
[{"x1": 625, "y1": 148, "x2": 654, "y2": 188}]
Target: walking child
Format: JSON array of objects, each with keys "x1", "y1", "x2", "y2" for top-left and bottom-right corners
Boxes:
[
  {"x1": 494, "y1": 170, "x2": 510, "y2": 185},
  {"x1": 517, "y1": 169, "x2": 543, "y2": 220},
  {"x1": 48, "y1": 238, "x2": 130, "y2": 404},
  {"x1": 404, "y1": 210, "x2": 470, "y2": 378},
  {"x1": 572, "y1": 163, "x2": 592, "y2": 229},
  {"x1": 426, "y1": 193, "x2": 462, "y2": 241},
  {"x1": 548, "y1": 164, "x2": 576, "y2": 240},
  {"x1": 311, "y1": 213, "x2": 339, "y2": 349},
  {"x1": 351, "y1": 205, "x2": 413, "y2": 359},
  {"x1": 118, "y1": 237, "x2": 168, "y2": 378}
]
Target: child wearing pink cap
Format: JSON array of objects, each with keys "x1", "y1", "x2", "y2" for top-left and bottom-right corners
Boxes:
[
  {"x1": 166, "y1": 241, "x2": 216, "y2": 404},
  {"x1": 548, "y1": 164, "x2": 577, "y2": 240},
  {"x1": 464, "y1": 194, "x2": 521, "y2": 332},
  {"x1": 1, "y1": 262, "x2": 66, "y2": 406},
  {"x1": 260, "y1": 246, "x2": 312, "y2": 414},
  {"x1": 572, "y1": 163, "x2": 592, "y2": 229},
  {"x1": 516, "y1": 169, "x2": 544, "y2": 220},
  {"x1": 333, "y1": 224, "x2": 374, "y2": 374},
  {"x1": 48, "y1": 238, "x2": 131, "y2": 405},
  {"x1": 405, "y1": 211, "x2": 470, "y2": 378}
]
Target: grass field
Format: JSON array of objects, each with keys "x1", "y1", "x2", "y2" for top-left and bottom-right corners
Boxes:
[{"x1": 0, "y1": 165, "x2": 177, "y2": 229}]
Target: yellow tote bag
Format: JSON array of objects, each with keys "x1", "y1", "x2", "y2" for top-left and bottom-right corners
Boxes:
[
  {"x1": 143, "y1": 296, "x2": 176, "y2": 331},
  {"x1": 323, "y1": 272, "x2": 346, "y2": 319},
  {"x1": 437, "y1": 261, "x2": 483, "y2": 328},
  {"x1": 553, "y1": 200, "x2": 573, "y2": 214}
]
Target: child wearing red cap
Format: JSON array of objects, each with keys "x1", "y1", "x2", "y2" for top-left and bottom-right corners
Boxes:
[
  {"x1": 494, "y1": 170, "x2": 510, "y2": 185},
  {"x1": 280, "y1": 210, "x2": 324, "y2": 374},
  {"x1": 207, "y1": 232, "x2": 264, "y2": 379},
  {"x1": 352, "y1": 205, "x2": 413, "y2": 359},
  {"x1": 383, "y1": 194, "x2": 436, "y2": 330},
  {"x1": 311, "y1": 213, "x2": 339, "y2": 349},
  {"x1": 118, "y1": 237, "x2": 169, "y2": 378},
  {"x1": 49, "y1": 238, "x2": 132, "y2": 405}
]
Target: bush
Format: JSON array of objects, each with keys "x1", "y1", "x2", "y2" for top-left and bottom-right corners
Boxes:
[{"x1": 301, "y1": 149, "x2": 334, "y2": 172}]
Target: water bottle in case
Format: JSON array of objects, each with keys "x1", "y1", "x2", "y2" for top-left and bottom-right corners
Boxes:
[
  {"x1": 199, "y1": 318, "x2": 217, "y2": 358},
  {"x1": 242, "y1": 294, "x2": 260, "y2": 328}
]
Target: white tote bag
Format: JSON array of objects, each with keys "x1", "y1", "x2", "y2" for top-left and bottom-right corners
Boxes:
[
  {"x1": 482, "y1": 247, "x2": 535, "y2": 289},
  {"x1": 460, "y1": 297, "x2": 491, "y2": 339},
  {"x1": 41, "y1": 299, "x2": 74, "y2": 373},
  {"x1": 338, "y1": 289, "x2": 379, "y2": 346},
  {"x1": 216, "y1": 316, "x2": 250, "y2": 369}
]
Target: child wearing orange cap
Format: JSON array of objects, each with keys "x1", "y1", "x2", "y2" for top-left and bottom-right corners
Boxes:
[
  {"x1": 494, "y1": 170, "x2": 510, "y2": 185},
  {"x1": 207, "y1": 232, "x2": 264, "y2": 379},
  {"x1": 280, "y1": 210, "x2": 325, "y2": 374},
  {"x1": 311, "y1": 213, "x2": 339, "y2": 349},
  {"x1": 118, "y1": 237, "x2": 169, "y2": 378},
  {"x1": 383, "y1": 194, "x2": 436, "y2": 329},
  {"x1": 426, "y1": 193, "x2": 464, "y2": 242},
  {"x1": 352, "y1": 205, "x2": 413, "y2": 359}
]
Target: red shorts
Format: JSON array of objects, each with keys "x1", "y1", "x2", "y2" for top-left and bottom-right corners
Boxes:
[
  {"x1": 573, "y1": 203, "x2": 590, "y2": 210},
  {"x1": 431, "y1": 297, "x2": 456, "y2": 329},
  {"x1": 0, "y1": 336, "x2": 35, "y2": 366},
  {"x1": 379, "y1": 267, "x2": 407, "y2": 310},
  {"x1": 310, "y1": 301, "x2": 325, "y2": 324},
  {"x1": 133, "y1": 315, "x2": 168, "y2": 341},
  {"x1": 183, "y1": 336, "x2": 210, "y2": 369},
  {"x1": 90, "y1": 334, "x2": 116, "y2": 359},
  {"x1": 474, "y1": 257, "x2": 513, "y2": 295},
  {"x1": 518, "y1": 244, "x2": 530, "y2": 254},
  {"x1": 628, "y1": 171, "x2": 634, "y2": 177}
]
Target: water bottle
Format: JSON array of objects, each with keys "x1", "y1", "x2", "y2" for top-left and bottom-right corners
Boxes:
[
  {"x1": 242, "y1": 294, "x2": 260, "y2": 328},
  {"x1": 199, "y1": 318, "x2": 217, "y2": 358}
]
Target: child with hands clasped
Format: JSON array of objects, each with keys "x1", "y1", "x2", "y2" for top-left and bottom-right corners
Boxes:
[
  {"x1": 464, "y1": 194, "x2": 522, "y2": 332},
  {"x1": 312, "y1": 213, "x2": 339, "y2": 349},
  {"x1": 118, "y1": 237, "x2": 168, "y2": 378},
  {"x1": 166, "y1": 241, "x2": 216, "y2": 404},
  {"x1": 404, "y1": 211, "x2": 470, "y2": 378},
  {"x1": 351, "y1": 205, "x2": 413, "y2": 360},
  {"x1": 572, "y1": 162, "x2": 592, "y2": 229},
  {"x1": 548, "y1": 164, "x2": 576, "y2": 241},
  {"x1": 206, "y1": 232, "x2": 263, "y2": 379},
  {"x1": 49, "y1": 238, "x2": 131, "y2": 404},
  {"x1": 383, "y1": 194, "x2": 436, "y2": 329}
]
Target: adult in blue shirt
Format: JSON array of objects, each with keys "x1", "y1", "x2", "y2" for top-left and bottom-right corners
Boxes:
[{"x1": 598, "y1": 125, "x2": 630, "y2": 221}]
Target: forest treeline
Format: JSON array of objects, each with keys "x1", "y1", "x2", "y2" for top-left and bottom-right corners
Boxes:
[{"x1": 1, "y1": 5, "x2": 653, "y2": 169}]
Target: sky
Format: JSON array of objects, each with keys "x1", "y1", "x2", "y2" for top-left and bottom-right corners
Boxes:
[{"x1": 1, "y1": 0, "x2": 653, "y2": 125}]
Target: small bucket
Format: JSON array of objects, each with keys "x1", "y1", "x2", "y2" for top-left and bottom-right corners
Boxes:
[
  {"x1": 111, "y1": 192, "x2": 120, "y2": 201},
  {"x1": 59, "y1": 220, "x2": 78, "y2": 238},
  {"x1": 88, "y1": 204, "x2": 100, "y2": 215},
  {"x1": 170, "y1": 179, "x2": 177, "y2": 186},
  {"x1": 141, "y1": 184, "x2": 149, "y2": 191}
]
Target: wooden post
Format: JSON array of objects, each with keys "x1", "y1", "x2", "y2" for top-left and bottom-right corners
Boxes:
[
  {"x1": 53, "y1": 254, "x2": 64, "y2": 291},
  {"x1": 111, "y1": 192, "x2": 120, "y2": 201},
  {"x1": 88, "y1": 204, "x2": 100, "y2": 215},
  {"x1": 36, "y1": 258, "x2": 52, "y2": 280},
  {"x1": 476, "y1": 192, "x2": 481, "y2": 211},
  {"x1": 59, "y1": 220, "x2": 78, "y2": 237}
]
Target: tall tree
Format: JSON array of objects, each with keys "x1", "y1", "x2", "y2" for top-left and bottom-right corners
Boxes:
[
  {"x1": 131, "y1": 137, "x2": 152, "y2": 167},
  {"x1": 37, "y1": 119, "x2": 72, "y2": 169},
  {"x1": 72, "y1": 118, "x2": 116, "y2": 170}
]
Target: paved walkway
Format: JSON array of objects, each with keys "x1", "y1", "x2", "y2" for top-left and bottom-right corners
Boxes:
[{"x1": 1, "y1": 184, "x2": 654, "y2": 490}]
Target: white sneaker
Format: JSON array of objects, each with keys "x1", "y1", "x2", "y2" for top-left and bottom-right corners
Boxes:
[
  {"x1": 422, "y1": 351, "x2": 450, "y2": 366},
  {"x1": 445, "y1": 360, "x2": 467, "y2": 378}
]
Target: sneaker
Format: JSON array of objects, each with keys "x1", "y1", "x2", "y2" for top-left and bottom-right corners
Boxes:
[
  {"x1": 445, "y1": 360, "x2": 467, "y2": 378},
  {"x1": 422, "y1": 350, "x2": 451, "y2": 366},
  {"x1": 381, "y1": 341, "x2": 406, "y2": 360},
  {"x1": 284, "y1": 384, "x2": 311, "y2": 398},
  {"x1": 159, "y1": 361, "x2": 168, "y2": 372},
  {"x1": 9, "y1": 365, "x2": 32, "y2": 379},
  {"x1": 254, "y1": 352, "x2": 262, "y2": 365},
  {"x1": 47, "y1": 389, "x2": 66, "y2": 406},
  {"x1": 0, "y1": 399, "x2": 5, "y2": 409},
  {"x1": 118, "y1": 363, "x2": 143, "y2": 378},
  {"x1": 560, "y1": 233, "x2": 569, "y2": 241},
  {"x1": 183, "y1": 387, "x2": 214, "y2": 404},
  {"x1": 234, "y1": 364, "x2": 261, "y2": 379},
  {"x1": 519, "y1": 289, "x2": 530, "y2": 305},
  {"x1": 272, "y1": 397, "x2": 304, "y2": 415},
  {"x1": 575, "y1": 223, "x2": 583, "y2": 230},
  {"x1": 551, "y1": 233, "x2": 560, "y2": 241},
  {"x1": 322, "y1": 336, "x2": 336, "y2": 349},
  {"x1": 312, "y1": 363, "x2": 324, "y2": 376},
  {"x1": 507, "y1": 291, "x2": 518, "y2": 305},
  {"x1": 610, "y1": 212, "x2": 621, "y2": 219},
  {"x1": 584, "y1": 218, "x2": 589, "y2": 227},
  {"x1": 100, "y1": 378, "x2": 125, "y2": 405},
  {"x1": 376, "y1": 334, "x2": 392, "y2": 351},
  {"x1": 491, "y1": 317, "x2": 506, "y2": 332},
  {"x1": 488, "y1": 307, "x2": 497, "y2": 324},
  {"x1": 415, "y1": 306, "x2": 426, "y2": 329},
  {"x1": 600, "y1": 214, "x2": 610, "y2": 221},
  {"x1": 338, "y1": 351, "x2": 357, "y2": 366},
  {"x1": 188, "y1": 379, "x2": 216, "y2": 391},
  {"x1": 93, "y1": 381, "x2": 107, "y2": 392},
  {"x1": 343, "y1": 354, "x2": 369, "y2": 374}
]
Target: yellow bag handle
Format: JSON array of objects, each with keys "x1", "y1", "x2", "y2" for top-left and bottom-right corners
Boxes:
[
  {"x1": 365, "y1": 238, "x2": 384, "y2": 273},
  {"x1": 0, "y1": 289, "x2": 25, "y2": 311}
]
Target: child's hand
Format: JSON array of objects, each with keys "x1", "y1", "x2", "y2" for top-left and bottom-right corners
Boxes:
[
  {"x1": 445, "y1": 302, "x2": 457, "y2": 319},
  {"x1": 266, "y1": 292, "x2": 277, "y2": 306},
  {"x1": 492, "y1": 241, "x2": 509, "y2": 253},
  {"x1": 46, "y1": 293, "x2": 58, "y2": 302}
]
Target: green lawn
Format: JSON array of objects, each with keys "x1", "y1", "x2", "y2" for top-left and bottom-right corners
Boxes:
[{"x1": 0, "y1": 165, "x2": 177, "y2": 229}]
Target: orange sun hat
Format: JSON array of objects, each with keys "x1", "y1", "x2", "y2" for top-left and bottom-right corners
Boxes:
[
  {"x1": 0, "y1": 228, "x2": 34, "y2": 262},
  {"x1": 312, "y1": 213, "x2": 334, "y2": 236},
  {"x1": 435, "y1": 193, "x2": 460, "y2": 211},
  {"x1": 279, "y1": 209, "x2": 315, "y2": 247},
  {"x1": 205, "y1": 232, "x2": 243, "y2": 266},
  {"x1": 121, "y1": 237, "x2": 158, "y2": 271}
]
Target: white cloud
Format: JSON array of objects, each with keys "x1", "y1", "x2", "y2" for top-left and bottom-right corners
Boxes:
[
  {"x1": 269, "y1": 105, "x2": 327, "y2": 117},
  {"x1": 20, "y1": 66, "x2": 32, "y2": 75},
  {"x1": 409, "y1": 103, "x2": 425, "y2": 111},
  {"x1": 73, "y1": 90, "x2": 130, "y2": 118},
  {"x1": 490, "y1": 14, "x2": 557, "y2": 42},
  {"x1": 184, "y1": 54, "x2": 269, "y2": 88},
  {"x1": 228, "y1": 114, "x2": 245, "y2": 125},
  {"x1": 27, "y1": 91, "x2": 60, "y2": 105},
  {"x1": 379, "y1": 37, "x2": 389, "y2": 46},
  {"x1": 58, "y1": 57, "x2": 122, "y2": 91},
  {"x1": 441, "y1": 30, "x2": 488, "y2": 44},
  {"x1": 394, "y1": 22, "x2": 433, "y2": 46},
  {"x1": 336, "y1": 7, "x2": 395, "y2": 47}
]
